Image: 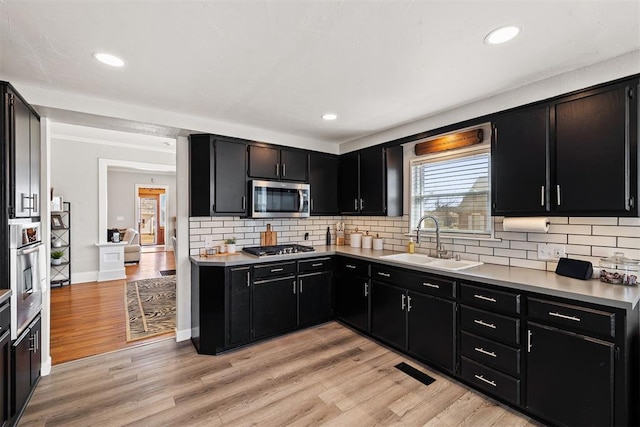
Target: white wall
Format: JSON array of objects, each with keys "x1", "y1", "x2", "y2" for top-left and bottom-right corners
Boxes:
[
  {"x1": 50, "y1": 123, "x2": 175, "y2": 282},
  {"x1": 107, "y1": 170, "x2": 177, "y2": 241}
]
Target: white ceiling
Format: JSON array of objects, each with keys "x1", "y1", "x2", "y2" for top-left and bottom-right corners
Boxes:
[{"x1": 1, "y1": 1, "x2": 639, "y2": 147}]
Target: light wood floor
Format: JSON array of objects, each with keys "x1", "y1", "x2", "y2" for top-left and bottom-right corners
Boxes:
[
  {"x1": 21, "y1": 322, "x2": 542, "y2": 426},
  {"x1": 50, "y1": 251, "x2": 176, "y2": 365}
]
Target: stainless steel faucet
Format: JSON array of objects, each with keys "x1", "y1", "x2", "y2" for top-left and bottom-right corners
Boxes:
[{"x1": 416, "y1": 214, "x2": 448, "y2": 258}]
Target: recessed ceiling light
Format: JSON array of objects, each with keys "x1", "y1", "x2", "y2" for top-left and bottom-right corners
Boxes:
[
  {"x1": 93, "y1": 52, "x2": 125, "y2": 67},
  {"x1": 484, "y1": 26, "x2": 521, "y2": 45},
  {"x1": 321, "y1": 113, "x2": 338, "y2": 121}
]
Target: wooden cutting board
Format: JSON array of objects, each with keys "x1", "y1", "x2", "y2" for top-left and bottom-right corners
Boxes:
[{"x1": 260, "y1": 224, "x2": 277, "y2": 246}]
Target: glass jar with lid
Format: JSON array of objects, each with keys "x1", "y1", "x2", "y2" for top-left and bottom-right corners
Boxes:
[{"x1": 599, "y1": 252, "x2": 639, "y2": 285}]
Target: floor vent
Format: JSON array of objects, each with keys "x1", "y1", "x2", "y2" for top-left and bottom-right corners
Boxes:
[{"x1": 394, "y1": 362, "x2": 436, "y2": 386}]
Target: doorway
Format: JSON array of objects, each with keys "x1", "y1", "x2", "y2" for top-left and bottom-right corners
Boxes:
[{"x1": 136, "y1": 185, "x2": 169, "y2": 247}]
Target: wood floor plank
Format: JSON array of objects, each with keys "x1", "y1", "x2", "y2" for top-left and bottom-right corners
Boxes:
[{"x1": 21, "y1": 322, "x2": 536, "y2": 426}]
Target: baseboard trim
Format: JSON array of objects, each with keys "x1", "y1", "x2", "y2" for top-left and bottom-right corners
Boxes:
[
  {"x1": 71, "y1": 271, "x2": 98, "y2": 284},
  {"x1": 175, "y1": 328, "x2": 191, "y2": 342},
  {"x1": 41, "y1": 356, "x2": 53, "y2": 376}
]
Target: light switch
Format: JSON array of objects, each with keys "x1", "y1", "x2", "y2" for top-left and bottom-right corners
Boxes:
[{"x1": 116, "y1": 216, "x2": 124, "y2": 221}]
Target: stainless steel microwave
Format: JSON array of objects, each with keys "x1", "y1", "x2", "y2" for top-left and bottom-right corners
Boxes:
[{"x1": 249, "y1": 180, "x2": 310, "y2": 218}]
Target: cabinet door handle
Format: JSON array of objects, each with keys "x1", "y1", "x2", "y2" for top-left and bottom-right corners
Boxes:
[
  {"x1": 556, "y1": 184, "x2": 561, "y2": 205},
  {"x1": 473, "y1": 294, "x2": 497, "y2": 303},
  {"x1": 282, "y1": 163, "x2": 286, "y2": 177},
  {"x1": 549, "y1": 311, "x2": 580, "y2": 322},
  {"x1": 311, "y1": 199, "x2": 314, "y2": 210},
  {"x1": 354, "y1": 199, "x2": 358, "y2": 211},
  {"x1": 473, "y1": 319, "x2": 496, "y2": 329},
  {"x1": 271, "y1": 268, "x2": 284, "y2": 273},
  {"x1": 242, "y1": 196, "x2": 246, "y2": 210},
  {"x1": 312, "y1": 263, "x2": 323, "y2": 267},
  {"x1": 276, "y1": 163, "x2": 280, "y2": 177},
  {"x1": 293, "y1": 281, "x2": 296, "y2": 294},
  {"x1": 299, "y1": 279, "x2": 302, "y2": 293},
  {"x1": 407, "y1": 295, "x2": 412, "y2": 312},
  {"x1": 401, "y1": 294, "x2": 406, "y2": 310},
  {"x1": 377, "y1": 272, "x2": 391, "y2": 278},
  {"x1": 423, "y1": 282, "x2": 439, "y2": 289},
  {"x1": 474, "y1": 374, "x2": 497, "y2": 387},
  {"x1": 540, "y1": 185, "x2": 545, "y2": 207},
  {"x1": 474, "y1": 347, "x2": 497, "y2": 358},
  {"x1": 360, "y1": 199, "x2": 364, "y2": 210},
  {"x1": 527, "y1": 329, "x2": 533, "y2": 353},
  {"x1": 345, "y1": 264, "x2": 356, "y2": 269},
  {"x1": 32, "y1": 193, "x2": 38, "y2": 213},
  {"x1": 364, "y1": 283, "x2": 368, "y2": 297},
  {"x1": 246, "y1": 271, "x2": 250, "y2": 287}
]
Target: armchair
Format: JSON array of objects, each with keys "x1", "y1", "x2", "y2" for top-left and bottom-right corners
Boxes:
[{"x1": 123, "y1": 228, "x2": 141, "y2": 263}]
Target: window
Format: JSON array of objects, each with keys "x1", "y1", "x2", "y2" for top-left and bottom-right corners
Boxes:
[{"x1": 410, "y1": 144, "x2": 491, "y2": 236}]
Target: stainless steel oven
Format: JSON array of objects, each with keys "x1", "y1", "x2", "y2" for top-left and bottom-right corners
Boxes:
[
  {"x1": 249, "y1": 180, "x2": 310, "y2": 218},
  {"x1": 9, "y1": 221, "x2": 43, "y2": 339}
]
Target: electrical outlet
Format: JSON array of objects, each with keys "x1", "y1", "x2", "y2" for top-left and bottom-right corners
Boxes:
[
  {"x1": 537, "y1": 243, "x2": 566, "y2": 260},
  {"x1": 204, "y1": 236, "x2": 215, "y2": 248}
]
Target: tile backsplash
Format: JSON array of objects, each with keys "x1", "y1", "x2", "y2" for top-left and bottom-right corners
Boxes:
[{"x1": 189, "y1": 215, "x2": 639, "y2": 272}]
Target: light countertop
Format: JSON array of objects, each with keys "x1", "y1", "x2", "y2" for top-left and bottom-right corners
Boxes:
[{"x1": 191, "y1": 246, "x2": 640, "y2": 310}]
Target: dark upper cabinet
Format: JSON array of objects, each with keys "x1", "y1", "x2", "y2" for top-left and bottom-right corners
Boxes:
[
  {"x1": 248, "y1": 145, "x2": 308, "y2": 182},
  {"x1": 309, "y1": 153, "x2": 339, "y2": 215},
  {"x1": 338, "y1": 145, "x2": 403, "y2": 216},
  {"x1": 492, "y1": 77, "x2": 638, "y2": 216},
  {"x1": 189, "y1": 135, "x2": 247, "y2": 216},
  {"x1": 492, "y1": 105, "x2": 550, "y2": 215},
  {"x1": 2, "y1": 84, "x2": 40, "y2": 219},
  {"x1": 554, "y1": 83, "x2": 636, "y2": 214}
]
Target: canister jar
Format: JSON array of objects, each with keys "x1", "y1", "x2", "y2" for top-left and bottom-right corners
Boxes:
[{"x1": 599, "y1": 252, "x2": 639, "y2": 285}]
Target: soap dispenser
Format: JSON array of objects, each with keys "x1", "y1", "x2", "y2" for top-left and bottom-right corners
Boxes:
[{"x1": 408, "y1": 238, "x2": 415, "y2": 254}]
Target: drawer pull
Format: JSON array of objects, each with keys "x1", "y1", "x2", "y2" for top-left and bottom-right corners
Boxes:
[
  {"x1": 474, "y1": 319, "x2": 497, "y2": 329},
  {"x1": 423, "y1": 282, "x2": 440, "y2": 289},
  {"x1": 474, "y1": 374, "x2": 497, "y2": 387},
  {"x1": 270, "y1": 268, "x2": 284, "y2": 273},
  {"x1": 474, "y1": 294, "x2": 497, "y2": 303},
  {"x1": 345, "y1": 264, "x2": 356, "y2": 269},
  {"x1": 549, "y1": 312, "x2": 581, "y2": 322},
  {"x1": 378, "y1": 272, "x2": 391, "y2": 277},
  {"x1": 364, "y1": 283, "x2": 369, "y2": 297},
  {"x1": 311, "y1": 263, "x2": 323, "y2": 267},
  {"x1": 474, "y1": 347, "x2": 497, "y2": 358}
]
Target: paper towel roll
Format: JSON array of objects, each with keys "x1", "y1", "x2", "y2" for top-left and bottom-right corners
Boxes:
[{"x1": 503, "y1": 217, "x2": 550, "y2": 233}]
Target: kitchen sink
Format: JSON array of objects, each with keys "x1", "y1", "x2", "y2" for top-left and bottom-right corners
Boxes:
[{"x1": 378, "y1": 253, "x2": 483, "y2": 270}]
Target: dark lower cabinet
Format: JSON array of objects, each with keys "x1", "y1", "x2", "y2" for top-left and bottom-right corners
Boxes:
[
  {"x1": 253, "y1": 276, "x2": 297, "y2": 339},
  {"x1": 12, "y1": 314, "x2": 40, "y2": 419},
  {"x1": 336, "y1": 270, "x2": 369, "y2": 332},
  {"x1": 298, "y1": 271, "x2": 332, "y2": 326},
  {"x1": 0, "y1": 330, "x2": 8, "y2": 427},
  {"x1": 526, "y1": 322, "x2": 615, "y2": 427},
  {"x1": 228, "y1": 267, "x2": 251, "y2": 345},
  {"x1": 370, "y1": 281, "x2": 406, "y2": 349},
  {"x1": 407, "y1": 291, "x2": 456, "y2": 372}
]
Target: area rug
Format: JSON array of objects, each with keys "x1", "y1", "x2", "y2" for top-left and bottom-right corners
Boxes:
[
  {"x1": 125, "y1": 276, "x2": 176, "y2": 342},
  {"x1": 159, "y1": 269, "x2": 176, "y2": 276}
]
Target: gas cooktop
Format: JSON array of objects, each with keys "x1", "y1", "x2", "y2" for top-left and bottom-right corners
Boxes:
[{"x1": 242, "y1": 244, "x2": 315, "y2": 257}]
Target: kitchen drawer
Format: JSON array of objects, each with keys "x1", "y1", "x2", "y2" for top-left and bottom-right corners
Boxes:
[
  {"x1": 528, "y1": 298, "x2": 615, "y2": 339},
  {"x1": 0, "y1": 302, "x2": 9, "y2": 335},
  {"x1": 405, "y1": 273, "x2": 456, "y2": 300},
  {"x1": 299, "y1": 257, "x2": 333, "y2": 273},
  {"x1": 461, "y1": 305, "x2": 520, "y2": 346},
  {"x1": 460, "y1": 357, "x2": 520, "y2": 405},
  {"x1": 460, "y1": 282, "x2": 520, "y2": 314},
  {"x1": 338, "y1": 257, "x2": 369, "y2": 277},
  {"x1": 461, "y1": 331, "x2": 521, "y2": 377},
  {"x1": 371, "y1": 264, "x2": 409, "y2": 284},
  {"x1": 253, "y1": 261, "x2": 297, "y2": 280}
]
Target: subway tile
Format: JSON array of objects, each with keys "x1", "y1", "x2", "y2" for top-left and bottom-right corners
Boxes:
[
  {"x1": 495, "y1": 248, "x2": 527, "y2": 259},
  {"x1": 568, "y1": 235, "x2": 617, "y2": 247},
  {"x1": 480, "y1": 240, "x2": 510, "y2": 249},
  {"x1": 548, "y1": 224, "x2": 592, "y2": 235},
  {"x1": 549, "y1": 217, "x2": 569, "y2": 224},
  {"x1": 593, "y1": 226, "x2": 640, "y2": 237},
  {"x1": 385, "y1": 226, "x2": 403, "y2": 233},
  {"x1": 527, "y1": 251, "x2": 540, "y2": 260},
  {"x1": 593, "y1": 246, "x2": 640, "y2": 259},
  {"x1": 233, "y1": 227, "x2": 255, "y2": 233},
  {"x1": 479, "y1": 255, "x2": 510, "y2": 266},
  {"x1": 510, "y1": 258, "x2": 546, "y2": 271},
  {"x1": 618, "y1": 237, "x2": 640, "y2": 249},
  {"x1": 619, "y1": 218, "x2": 640, "y2": 226},
  {"x1": 190, "y1": 228, "x2": 213, "y2": 235},
  {"x1": 459, "y1": 253, "x2": 480, "y2": 262},
  {"x1": 200, "y1": 221, "x2": 224, "y2": 228},
  {"x1": 510, "y1": 241, "x2": 538, "y2": 251},
  {"x1": 466, "y1": 246, "x2": 494, "y2": 256},
  {"x1": 565, "y1": 244, "x2": 592, "y2": 256},
  {"x1": 569, "y1": 217, "x2": 618, "y2": 226},
  {"x1": 527, "y1": 233, "x2": 567, "y2": 243},
  {"x1": 494, "y1": 231, "x2": 527, "y2": 241},
  {"x1": 456, "y1": 239, "x2": 478, "y2": 246}
]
